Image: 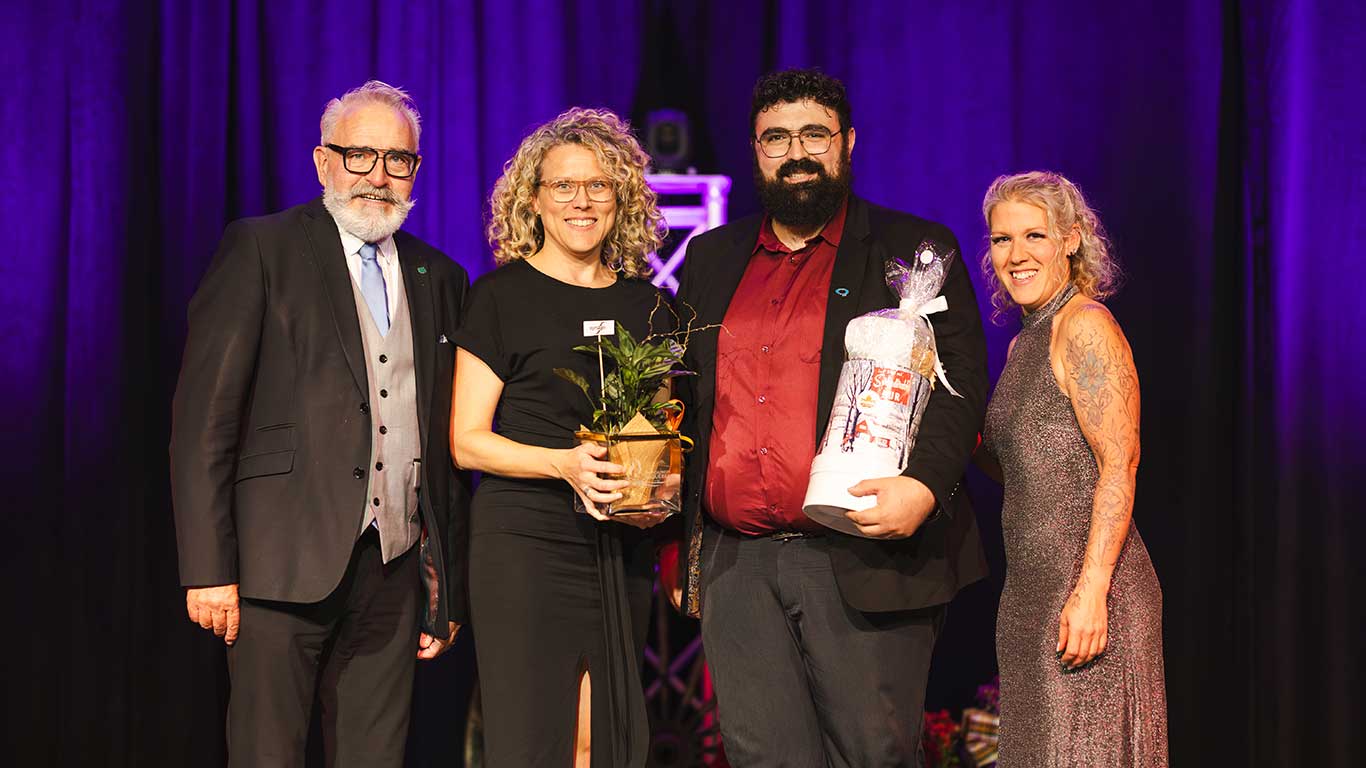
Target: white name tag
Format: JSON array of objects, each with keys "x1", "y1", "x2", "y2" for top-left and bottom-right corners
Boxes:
[{"x1": 583, "y1": 320, "x2": 616, "y2": 337}]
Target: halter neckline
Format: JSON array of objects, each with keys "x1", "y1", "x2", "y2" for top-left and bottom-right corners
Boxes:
[{"x1": 1020, "y1": 282, "x2": 1078, "y2": 328}]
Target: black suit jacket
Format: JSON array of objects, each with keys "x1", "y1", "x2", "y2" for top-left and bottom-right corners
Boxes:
[
  {"x1": 676, "y1": 195, "x2": 989, "y2": 615},
  {"x1": 170, "y1": 198, "x2": 472, "y2": 632}
]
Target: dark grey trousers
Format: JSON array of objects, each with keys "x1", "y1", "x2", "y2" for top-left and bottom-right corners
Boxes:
[
  {"x1": 226, "y1": 528, "x2": 420, "y2": 768},
  {"x1": 701, "y1": 528, "x2": 945, "y2": 768}
]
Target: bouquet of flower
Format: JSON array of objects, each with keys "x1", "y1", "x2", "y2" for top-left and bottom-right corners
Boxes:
[
  {"x1": 921, "y1": 676, "x2": 1001, "y2": 768},
  {"x1": 923, "y1": 709, "x2": 962, "y2": 768},
  {"x1": 802, "y1": 239, "x2": 960, "y2": 536},
  {"x1": 555, "y1": 309, "x2": 696, "y2": 516}
]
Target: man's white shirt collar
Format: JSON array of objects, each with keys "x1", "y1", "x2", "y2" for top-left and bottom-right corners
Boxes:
[{"x1": 332, "y1": 218, "x2": 403, "y2": 315}]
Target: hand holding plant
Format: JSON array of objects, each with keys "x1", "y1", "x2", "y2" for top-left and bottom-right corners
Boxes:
[{"x1": 553, "y1": 300, "x2": 716, "y2": 517}]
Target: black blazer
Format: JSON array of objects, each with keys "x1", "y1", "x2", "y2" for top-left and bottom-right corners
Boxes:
[
  {"x1": 676, "y1": 195, "x2": 989, "y2": 615},
  {"x1": 170, "y1": 198, "x2": 472, "y2": 632}
]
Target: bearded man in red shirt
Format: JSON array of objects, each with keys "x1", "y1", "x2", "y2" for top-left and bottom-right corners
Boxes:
[{"x1": 675, "y1": 68, "x2": 989, "y2": 767}]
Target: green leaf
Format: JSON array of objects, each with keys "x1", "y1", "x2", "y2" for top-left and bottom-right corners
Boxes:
[
  {"x1": 558, "y1": 302, "x2": 713, "y2": 434},
  {"x1": 553, "y1": 367, "x2": 591, "y2": 395}
]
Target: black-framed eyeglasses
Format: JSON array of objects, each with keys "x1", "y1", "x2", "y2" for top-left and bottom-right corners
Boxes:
[
  {"x1": 538, "y1": 177, "x2": 616, "y2": 203},
  {"x1": 326, "y1": 144, "x2": 420, "y2": 178},
  {"x1": 754, "y1": 126, "x2": 846, "y2": 158}
]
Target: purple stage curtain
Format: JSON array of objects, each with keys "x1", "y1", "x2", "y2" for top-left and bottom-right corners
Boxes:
[{"x1": 1, "y1": 1, "x2": 1361, "y2": 765}]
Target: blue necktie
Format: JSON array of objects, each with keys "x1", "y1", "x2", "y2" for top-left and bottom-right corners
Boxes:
[{"x1": 359, "y1": 243, "x2": 390, "y2": 336}]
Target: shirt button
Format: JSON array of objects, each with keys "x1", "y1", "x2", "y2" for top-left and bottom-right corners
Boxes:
[
  {"x1": 379, "y1": 425, "x2": 388, "y2": 435},
  {"x1": 379, "y1": 354, "x2": 388, "y2": 364},
  {"x1": 759, "y1": 447, "x2": 768, "y2": 455},
  {"x1": 372, "y1": 497, "x2": 380, "y2": 507},
  {"x1": 761, "y1": 345, "x2": 770, "y2": 353},
  {"x1": 788, "y1": 256, "x2": 798, "y2": 265},
  {"x1": 375, "y1": 461, "x2": 384, "y2": 471},
  {"x1": 770, "y1": 298, "x2": 780, "y2": 306},
  {"x1": 359, "y1": 403, "x2": 370, "y2": 415},
  {"x1": 353, "y1": 467, "x2": 364, "y2": 479},
  {"x1": 757, "y1": 395, "x2": 766, "y2": 404},
  {"x1": 380, "y1": 389, "x2": 389, "y2": 398}
]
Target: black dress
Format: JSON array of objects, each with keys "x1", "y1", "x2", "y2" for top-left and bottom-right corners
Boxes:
[{"x1": 454, "y1": 259, "x2": 670, "y2": 768}]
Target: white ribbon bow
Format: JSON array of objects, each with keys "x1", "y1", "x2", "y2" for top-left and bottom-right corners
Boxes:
[{"x1": 899, "y1": 295, "x2": 962, "y2": 398}]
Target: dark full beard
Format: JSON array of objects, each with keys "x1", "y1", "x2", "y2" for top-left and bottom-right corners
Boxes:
[{"x1": 753, "y1": 150, "x2": 852, "y2": 232}]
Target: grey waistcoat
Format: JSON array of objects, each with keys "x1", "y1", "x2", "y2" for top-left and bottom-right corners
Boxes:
[{"x1": 350, "y1": 272, "x2": 422, "y2": 562}]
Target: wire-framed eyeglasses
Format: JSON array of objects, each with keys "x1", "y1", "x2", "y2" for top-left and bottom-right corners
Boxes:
[{"x1": 754, "y1": 126, "x2": 846, "y2": 158}]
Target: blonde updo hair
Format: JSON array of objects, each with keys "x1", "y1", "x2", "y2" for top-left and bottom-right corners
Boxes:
[
  {"x1": 487, "y1": 108, "x2": 664, "y2": 278},
  {"x1": 981, "y1": 171, "x2": 1121, "y2": 319}
]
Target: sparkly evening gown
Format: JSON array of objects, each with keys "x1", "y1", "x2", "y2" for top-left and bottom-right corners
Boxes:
[{"x1": 983, "y1": 285, "x2": 1168, "y2": 767}]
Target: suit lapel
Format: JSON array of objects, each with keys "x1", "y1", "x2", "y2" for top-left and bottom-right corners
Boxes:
[
  {"x1": 816, "y1": 196, "x2": 876, "y2": 434},
  {"x1": 301, "y1": 199, "x2": 369, "y2": 398},
  {"x1": 396, "y1": 233, "x2": 436, "y2": 444},
  {"x1": 695, "y1": 217, "x2": 762, "y2": 409},
  {"x1": 705, "y1": 218, "x2": 759, "y2": 322}
]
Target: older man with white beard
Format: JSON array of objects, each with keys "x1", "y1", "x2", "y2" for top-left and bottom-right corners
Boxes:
[{"x1": 170, "y1": 80, "x2": 471, "y2": 766}]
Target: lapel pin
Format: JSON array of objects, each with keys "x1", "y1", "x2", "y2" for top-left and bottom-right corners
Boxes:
[
  {"x1": 834, "y1": 287, "x2": 850, "y2": 297},
  {"x1": 417, "y1": 266, "x2": 427, "y2": 274}
]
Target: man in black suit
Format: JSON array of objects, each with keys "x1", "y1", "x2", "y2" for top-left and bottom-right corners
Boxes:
[
  {"x1": 675, "y1": 69, "x2": 989, "y2": 766},
  {"x1": 170, "y1": 81, "x2": 470, "y2": 766}
]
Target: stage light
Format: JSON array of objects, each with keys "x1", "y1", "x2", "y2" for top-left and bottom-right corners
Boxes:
[{"x1": 645, "y1": 108, "x2": 692, "y2": 173}]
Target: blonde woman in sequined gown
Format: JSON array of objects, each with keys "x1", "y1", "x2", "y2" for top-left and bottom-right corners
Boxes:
[{"x1": 977, "y1": 172, "x2": 1167, "y2": 767}]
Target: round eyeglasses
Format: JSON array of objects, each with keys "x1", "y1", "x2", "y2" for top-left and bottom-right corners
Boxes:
[
  {"x1": 538, "y1": 178, "x2": 616, "y2": 203},
  {"x1": 326, "y1": 144, "x2": 420, "y2": 179}
]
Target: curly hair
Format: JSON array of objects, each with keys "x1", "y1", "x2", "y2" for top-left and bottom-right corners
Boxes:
[
  {"x1": 487, "y1": 108, "x2": 664, "y2": 278},
  {"x1": 980, "y1": 171, "x2": 1121, "y2": 320},
  {"x1": 750, "y1": 68, "x2": 852, "y2": 135}
]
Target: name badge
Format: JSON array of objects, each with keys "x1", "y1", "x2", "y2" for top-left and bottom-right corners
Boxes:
[{"x1": 583, "y1": 320, "x2": 616, "y2": 337}]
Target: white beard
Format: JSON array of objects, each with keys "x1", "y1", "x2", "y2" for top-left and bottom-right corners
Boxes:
[{"x1": 322, "y1": 180, "x2": 416, "y2": 242}]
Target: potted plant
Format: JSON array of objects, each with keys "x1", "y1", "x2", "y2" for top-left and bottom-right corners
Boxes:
[{"x1": 554, "y1": 314, "x2": 696, "y2": 516}]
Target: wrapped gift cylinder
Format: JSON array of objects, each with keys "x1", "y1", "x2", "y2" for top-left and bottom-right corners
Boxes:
[{"x1": 803, "y1": 240, "x2": 957, "y2": 536}]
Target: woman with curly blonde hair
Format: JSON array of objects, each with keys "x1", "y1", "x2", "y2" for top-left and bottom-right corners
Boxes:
[
  {"x1": 450, "y1": 107, "x2": 672, "y2": 768},
  {"x1": 978, "y1": 170, "x2": 1121, "y2": 321},
  {"x1": 487, "y1": 107, "x2": 665, "y2": 277},
  {"x1": 977, "y1": 171, "x2": 1167, "y2": 766}
]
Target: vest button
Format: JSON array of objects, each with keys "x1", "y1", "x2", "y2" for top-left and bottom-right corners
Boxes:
[
  {"x1": 372, "y1": 497, "x2": 380, "y2": 507},
  {"x1": 375, "y1": 461, "x2": 384, "y2": 471},
  {"x1": 379, "y1": 425, "x2": 388, "y2": 435},
  {"x1": 380, "y1": 389, "x2": 389, "y2": 398},
  {"x1": 378, "y1": 354, "x2": 388, "y2": 363},
  {"x1": 359, "y1": 403, "x2": 370, "y2": 415},
  {"x1": 353, "y1": 467, "x2": 364, "y2": 479}
]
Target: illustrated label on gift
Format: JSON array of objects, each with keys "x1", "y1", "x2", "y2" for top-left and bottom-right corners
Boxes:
[
  {"x1": 583, "y1": 320, "x2": 616, "y2": 337},
  {"x1": 826, "y1": 361, "x2": 932, "y2": 457}
]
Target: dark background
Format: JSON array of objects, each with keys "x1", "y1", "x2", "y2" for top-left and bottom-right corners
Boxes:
[{"x1": 2, "y1": 0, "x2": 1363, "y2": 765}]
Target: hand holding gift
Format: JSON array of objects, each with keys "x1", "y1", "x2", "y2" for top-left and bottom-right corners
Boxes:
[
  {"x1": 803, "y1": 239, "x2": 961, "y2": 537},
  {"x1": 556, "y1": 305, "x2": 710, "y2": 521}
]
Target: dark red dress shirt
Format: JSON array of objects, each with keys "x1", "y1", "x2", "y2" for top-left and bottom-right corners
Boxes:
[{"x1": 704, "y1": 200, "x2": 848, "y2": 534}]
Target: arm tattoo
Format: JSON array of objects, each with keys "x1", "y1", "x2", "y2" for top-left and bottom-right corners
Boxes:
[{"x1": 1062, "y1": 305, "x2": 1141, "y2": 582}]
